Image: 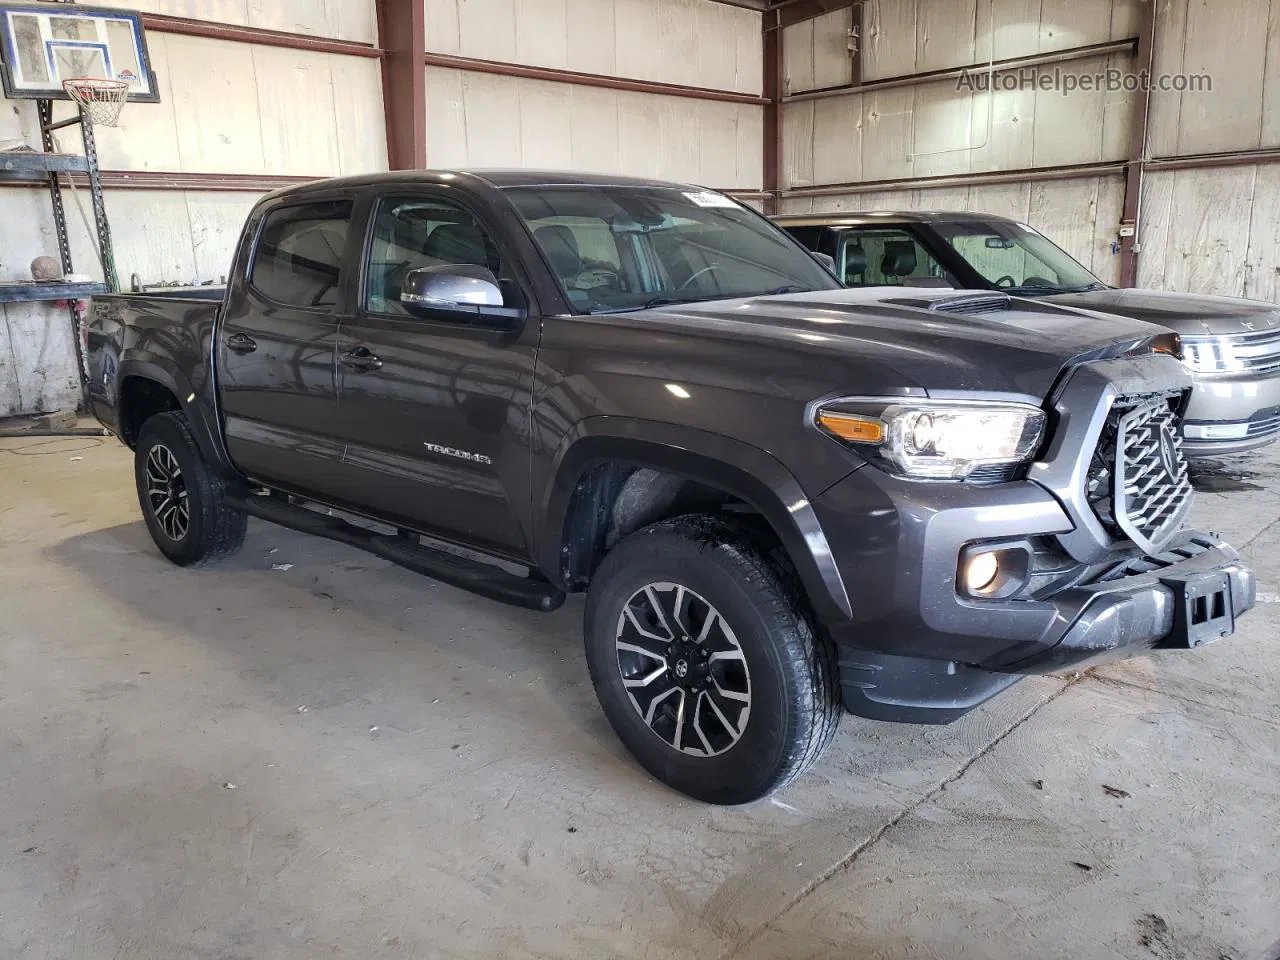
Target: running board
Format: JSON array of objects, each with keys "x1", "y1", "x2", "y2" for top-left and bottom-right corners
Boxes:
[{"x1": 230, "y1": 493, "x2": 566, "y2": 613}]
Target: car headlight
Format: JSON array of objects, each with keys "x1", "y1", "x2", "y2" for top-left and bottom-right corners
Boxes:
[
  {"x1": 815, "y1": 400, "x2": 1047, "y2": 480},
  {"x1": 1180, "y1": 335, "x2": 1244, "y2": 373}
]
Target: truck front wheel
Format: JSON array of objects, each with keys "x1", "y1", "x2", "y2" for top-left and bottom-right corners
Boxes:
[
  {"x1": 584, "y1": 516, "x2": 840, "y2": 804},
  {"x1": 134, "y1": 412, "x2": 247, "y2": 567}
]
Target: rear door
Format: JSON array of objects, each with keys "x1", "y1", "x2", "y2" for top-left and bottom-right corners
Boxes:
[
  {"x1": 328, "y1": 189, "x2": 541, "y2": 559},
  {"x1": 218, "y1": 196, "x2": 354, "y2": 497}
]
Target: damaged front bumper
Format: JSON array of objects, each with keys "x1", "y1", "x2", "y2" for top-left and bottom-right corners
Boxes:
[{"x1": 833, "y1": 532, "x2": 1254, "y2": 725}]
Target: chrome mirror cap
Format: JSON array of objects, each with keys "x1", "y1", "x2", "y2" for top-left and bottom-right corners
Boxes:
[{"x1": 401, "y1": 264, "x2": 503, "y2": 307}]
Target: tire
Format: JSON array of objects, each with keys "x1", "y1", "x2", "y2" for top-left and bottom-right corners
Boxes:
[
  {"x1": 584, "y1": 515, "x2": 841, "y2": 805},
  {"x1": 134, "y1": 411, "x2": 247, "y2": 567}
]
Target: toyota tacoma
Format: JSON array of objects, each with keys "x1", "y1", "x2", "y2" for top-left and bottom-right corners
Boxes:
[{"x1": 86, "y1": 171, "x2": 1256, "y2": 805}]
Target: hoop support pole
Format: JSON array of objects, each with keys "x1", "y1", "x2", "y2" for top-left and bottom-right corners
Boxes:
[{"x1": 78, "y1": 113, "x2": 120, "y2": 293}]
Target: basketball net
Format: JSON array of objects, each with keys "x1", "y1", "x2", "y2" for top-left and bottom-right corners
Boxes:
[{"x1": 62, "y1": 78, "x2": 129, "y2": 127}]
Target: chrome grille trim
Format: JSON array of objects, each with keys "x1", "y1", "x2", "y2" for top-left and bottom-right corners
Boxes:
[
  {"x1": 1185, "y1": 329, "x2": 1280, "y2": 375},
  {"x1": 1248, "y1": 413, "x2": 1280, "y2": 438}
]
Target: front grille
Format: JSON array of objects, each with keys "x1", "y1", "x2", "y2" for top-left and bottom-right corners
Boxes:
[
  {"x1": 1086, "y1": 394, "x2": 1194, "y2": 553},
  {"x1": 1186, "y1": 329, "x2": 1280, "y2": 374},
  {"x1": 1232, "y1": 328, "x2": 1280, "y2": 374},
  {"x1": 1247, "y1": 411, "x2": 1280, "y2": 438}
]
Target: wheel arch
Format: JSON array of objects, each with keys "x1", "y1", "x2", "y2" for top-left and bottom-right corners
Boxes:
[
  {"x1": 116, "y1": 360, "x2": 231, "y2": 472},
  {"x1": 536, "y1": 417, "x2": 853, "y2": 626}
]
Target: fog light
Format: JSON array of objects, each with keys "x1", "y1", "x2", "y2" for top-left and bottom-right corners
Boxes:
[{"x1": 964, "y1": 551, "x2": 1000, "y2": 594}]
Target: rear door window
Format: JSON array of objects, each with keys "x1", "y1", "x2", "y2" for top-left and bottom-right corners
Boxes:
[
  {"x1": 250, "y1": 200, "x2": 353, "y2": 310},
  {"x1": 837, "y1": 228, "x2": 949, "y2": 287}
]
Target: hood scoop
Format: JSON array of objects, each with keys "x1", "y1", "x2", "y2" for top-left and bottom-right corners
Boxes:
[{"x1": 885, "y1": 293, "x2": 1014, "y2": 315}]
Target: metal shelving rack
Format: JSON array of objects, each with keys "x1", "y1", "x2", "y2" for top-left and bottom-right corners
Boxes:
[{"x1": 0, "y1": 121, "x2": 115, "y2": 305}]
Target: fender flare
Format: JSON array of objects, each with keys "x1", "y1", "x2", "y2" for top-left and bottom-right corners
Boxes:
[
  {"x1": 536, "y1": 416, "x2": 853, "y2": 625},
  {"x1": 116, "y1": 359, "x2": 234, "y2": 473}
]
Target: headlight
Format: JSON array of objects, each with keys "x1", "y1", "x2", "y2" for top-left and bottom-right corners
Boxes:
[
  {"x1": 1181, "y1": 336, "x2": 1244, "y2": 373},
  {"x1": 815, "y1": 400, "x2": 1046, "y2": 480}
]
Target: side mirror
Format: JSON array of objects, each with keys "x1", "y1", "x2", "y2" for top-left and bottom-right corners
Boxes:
[
  {"x1": 811, "y1": 251, "x2": 837, "y2": 273},
  {"x1": 400, "y1": 265, "x2": 525, "y2": 331}
]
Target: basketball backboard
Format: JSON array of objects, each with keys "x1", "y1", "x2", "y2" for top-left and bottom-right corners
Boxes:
[{"x1": 0, "y1": 1, "x2": 158, "y2": 102}]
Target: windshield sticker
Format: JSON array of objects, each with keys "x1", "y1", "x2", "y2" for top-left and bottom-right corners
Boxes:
[{"x1": 683, "y1": 191, "x2": 737, "y2": 209}]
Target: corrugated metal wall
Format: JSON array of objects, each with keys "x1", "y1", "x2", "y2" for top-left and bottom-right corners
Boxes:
[
  {"x1": 425, "y1": 0, "x2": 762, "y2": 93},
  {"x1": 778, "y1": 0, "x2": 1280, "y2": 302},
  {"x1": 422, "y1": 0, "x2": 764, "y2": 187},
  {"x1": 107, "y1": 0, "x2": 378, "y2": 41},
  {"x1": 1138, "y1": 0, "x2": 1280, "y2": 298},
  {"x1": 425, "y1": 67, "x2": 762, "y2": 187}
]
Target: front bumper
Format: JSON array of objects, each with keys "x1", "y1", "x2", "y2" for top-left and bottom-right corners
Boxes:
[
  {"x1": 1183, "y1": 369, "x2": 1280, "y2": 456},
  {"x1": 813, "y1": 468, "x2": 1256, "y2": 725}
]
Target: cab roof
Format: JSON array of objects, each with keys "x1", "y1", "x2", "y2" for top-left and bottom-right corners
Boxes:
[
  {"x1": 771, "y1": 211, "x2": 1022, "y2": 228},
  {"x1": 264, "y1": 169, "x2": 720, "y2": 199}
]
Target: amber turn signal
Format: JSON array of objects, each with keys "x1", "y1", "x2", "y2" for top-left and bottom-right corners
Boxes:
[{"x1": 817, "y1": 411, "x2": 884, "y2": 444}]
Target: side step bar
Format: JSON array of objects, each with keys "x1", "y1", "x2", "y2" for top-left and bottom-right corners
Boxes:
[{"x1": 231, "y1": 493, "x2": 566, "y2": 613}]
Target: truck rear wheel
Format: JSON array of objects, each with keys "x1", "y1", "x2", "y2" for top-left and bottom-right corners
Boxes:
[
  {"x1": 134, "y1": 412, "x2": 247, "y2": 567},
  {"x1": 584, "y1": 515, "x2": 840, "y2": 804}
]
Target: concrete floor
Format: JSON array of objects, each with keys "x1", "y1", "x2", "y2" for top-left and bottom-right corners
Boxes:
[{"x1": 2, "y1": 434, "x2": 1279, "y2": 960}]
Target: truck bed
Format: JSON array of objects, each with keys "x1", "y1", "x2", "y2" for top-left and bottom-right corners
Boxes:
[
  {"x1": 121, "y1": 286, "x2": 226, "y2": 302},
  {"x1": 85, "y1": 291, "x2": 225, "y2": 451}
]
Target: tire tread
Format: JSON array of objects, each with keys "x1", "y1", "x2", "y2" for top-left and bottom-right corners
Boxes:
[
  {"x1": 586, "y1": 512, "x2": 841, "y2": 802},
  {"x1": 136, "y1": 412, "x2": 247, "y2": 566}
]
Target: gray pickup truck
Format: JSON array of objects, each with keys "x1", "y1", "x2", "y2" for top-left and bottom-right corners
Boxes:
[
  {"x1": 87, "y1": 171, "x2": 1255, "y2": 804},
  {"x1": 778, "y1": 211, "x2": 1280, "y2": 457}
]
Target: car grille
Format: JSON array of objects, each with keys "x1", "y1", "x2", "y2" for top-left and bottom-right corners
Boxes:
[
  {"x1": 967, "y1": 462, "x2": 1022, "y2": 485},
  {"x1": 1233, "y1": 328, "x2": 1280, "y2": 374},
  {"x1": 1247, "y1": 410, "x2": 1280, "y2": 438},
  {"x1": 1085, "y1": 394, "x2": 1194, "y2": 553}
]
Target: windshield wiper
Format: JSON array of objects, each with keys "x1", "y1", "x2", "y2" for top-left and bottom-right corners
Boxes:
[
  {"x1": 1010, "y1": 281, "x2": 1110, "y2": 296},
  {"x1": 766, "y1": 285, "x2": 810, "y2": 295},
  {"x1": 588, "y1": 294, "x2": 724, "y2": 315}
]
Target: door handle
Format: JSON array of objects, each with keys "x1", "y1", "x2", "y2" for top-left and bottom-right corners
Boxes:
[
  {"x1": 340, "y1": 346, "x2": 384, "y2": 371},
  {"x1": 225, "y1": 332, "x2": 258, "y2": 354}
]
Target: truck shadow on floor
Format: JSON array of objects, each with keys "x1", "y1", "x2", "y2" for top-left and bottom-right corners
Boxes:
[{"x1": 46, "y1": 519, "x2": 633, "y2": 761}]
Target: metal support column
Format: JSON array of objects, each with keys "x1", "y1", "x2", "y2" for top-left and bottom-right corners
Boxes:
[
  {"x1": 1119, "y1": 0, "x2": 1158, "y2": 288},
  {"x1": 36, "y1": 99, "x2": 75, "y2": 276},
  {"x1": 762, "y1": 25, "x2": 783, "y2": 215}
]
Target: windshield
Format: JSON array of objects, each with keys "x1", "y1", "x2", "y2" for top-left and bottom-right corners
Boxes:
[
  {"x1": 505, "y1": 185, "x2": 840, "y2": 313},
  {"x1": 932, "y1": 220, "x2": 1105, "y2": 295}
]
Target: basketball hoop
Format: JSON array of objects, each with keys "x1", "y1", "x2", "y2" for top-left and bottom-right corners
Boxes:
[{"x1": 63, "y1": 78, "x2": 130, "y2": 127}]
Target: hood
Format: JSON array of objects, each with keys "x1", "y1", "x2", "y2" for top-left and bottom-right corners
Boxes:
[
  {"x1": 627, "y1": 288, "x2": 1170, "y2": 401},
  {"x1": 1044, "y1": 288, "x2": 1280, "y2": 336}
]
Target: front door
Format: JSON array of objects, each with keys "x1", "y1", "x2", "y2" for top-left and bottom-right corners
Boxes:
[
  {"x1": 330, "y1": 191, "x2": 540, "y2": 559},
  {"x1": 218, "y1": 197, "x2": 354, "y2": 498}
]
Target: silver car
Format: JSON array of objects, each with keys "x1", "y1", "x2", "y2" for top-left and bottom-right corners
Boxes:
[{"x1": 776, "y1": 212, "x2": 1280, "y2": 457}]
